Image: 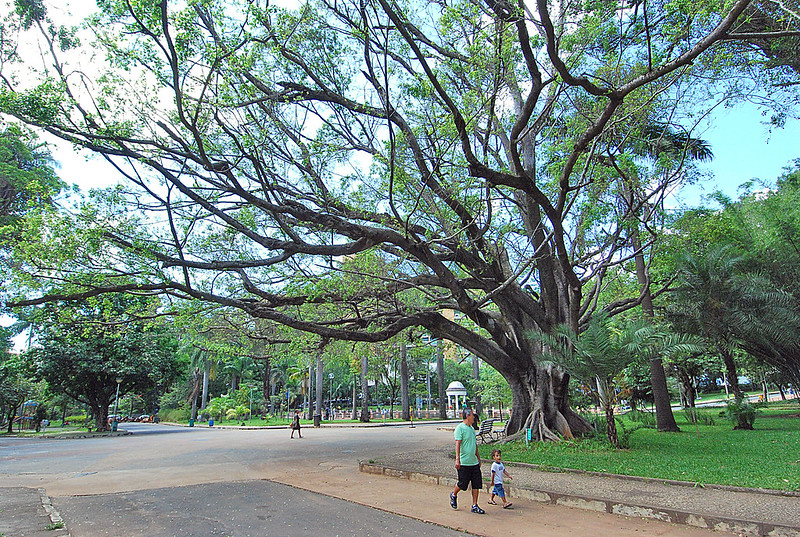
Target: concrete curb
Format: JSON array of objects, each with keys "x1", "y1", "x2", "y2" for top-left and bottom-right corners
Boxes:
[
  {"x1": 12, "y1": 430, "x2": 134, "y2": 440},
  {"x1": 359, "y1": 462, "x2": 800, "y2": 537},
  {"x1": 38, "y1": 488, "x2": 69, "y2": 536},
  {"x1": 502, "y1": 460, "x2": 800, "y2": 499}
]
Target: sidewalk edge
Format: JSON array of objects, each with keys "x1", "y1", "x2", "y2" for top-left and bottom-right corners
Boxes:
[
  {"x1": 359, "y1": 462, "x2": 800, "y2": 537},
  {"x1": 38, "y1": 488, "x2": 70, "y2": 536}
]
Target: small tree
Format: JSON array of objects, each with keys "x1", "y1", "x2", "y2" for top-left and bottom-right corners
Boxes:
[{"x1": 539, "y1": 314, "x2": 699, "y2": 447}]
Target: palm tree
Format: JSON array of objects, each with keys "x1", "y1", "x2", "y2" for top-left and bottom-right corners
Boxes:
[
  {"x1": 224, "y1": 355, "x2": 253, "y2": 392},
  {"x1": 539, "y1": 313, "x2": 699, "y2": 447},
  {"x1": 670, "y1": 246, "x2": 760, "y2": 401},
  {"x1": 670, "y1": 245, "x2": 798, "y2": 406}
]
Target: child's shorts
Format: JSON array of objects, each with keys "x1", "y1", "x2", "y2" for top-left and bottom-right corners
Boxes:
[{"x1": 492, "y1": 484, "x2": 506, "y2": 498}]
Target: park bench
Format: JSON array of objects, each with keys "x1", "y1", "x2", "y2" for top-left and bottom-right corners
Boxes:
[
  {"x1": 477, "y1": 418, "x2": 496, "y2": 443},
  {"x1": 492, "y1": 421, "x2": 506, "y2": 440}
]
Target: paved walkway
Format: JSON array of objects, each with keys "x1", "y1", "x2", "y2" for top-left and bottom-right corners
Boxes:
[
  {"x1": 361, "y1": 446, "x2": 800, "y2": 537},
  {"x1": 2, "y1": 422, "x2": 798, "y2": 537}
]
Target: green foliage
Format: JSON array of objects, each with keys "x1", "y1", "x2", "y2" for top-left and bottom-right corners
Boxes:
[
  {"x1": 480, "y1": 404, "x2": 800, "y2": 490},
  {"x1": 225, "y1": 404, "x2": 249, "y2": 421},
  {"x1": 537, "y1": 313, "x2": 698, "y2": 446},
  {"x1": 0, "y1": 125, "x2": 64, "y2": 236},
  {"x1": 159, "y1": 406, "x2": 190, "y2": 423},
  {"x1": 577, "y1": 411, "x2": 605, "y2": 437},
  {"x1": 614, "y1": 418, "x2": 647, "y2": 449},
  {"x1": 626, "y1": 410, "x2": 657, "y2": 429},
  {"x1": 14, "y1": 0, "x2": 46, "y2": 30},
  {"x1": 0, "y1": 0, "x2": 795, "y2": 438},
  {"x1": 205, "y1": 396, "x2": 228, "y2": 420},
  {"x1": 683, "y1": 408, "x2": 715, "y2": 426},
  {"x1": 725, "y1": 399, "x2": 759, "y2": 430},
  {"x1": 23, "y1": 293, "x2": 181, "y2": 430}
]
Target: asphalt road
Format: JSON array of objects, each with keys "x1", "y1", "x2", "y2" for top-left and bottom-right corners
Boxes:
[
  {"x1": 2, "y1": 422, "x2": 472, "y2": 537},
  {"x1": 53, "y1": 480, "x2": 470, "y2": 537}
]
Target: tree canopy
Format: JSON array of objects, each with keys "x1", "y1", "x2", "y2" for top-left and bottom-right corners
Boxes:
[
  {"x1": 2, "y1": 0, "x2": 799, "y2": 436},
  {"x1": 26, "y1": 293, "x2": 181, "y2": 430}
]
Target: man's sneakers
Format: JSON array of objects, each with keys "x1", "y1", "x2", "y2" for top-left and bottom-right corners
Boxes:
[{"x1": 450, "y1": 493, "x2": 485, "y2": 514}]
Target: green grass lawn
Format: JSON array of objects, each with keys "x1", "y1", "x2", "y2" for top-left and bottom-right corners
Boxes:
[{"x1": 480, "y1": 401, "x2": 800, "y2": 491}]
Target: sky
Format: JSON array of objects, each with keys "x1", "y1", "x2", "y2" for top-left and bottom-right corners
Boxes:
[
  {"x1": 687, "y1": 104, "x2": 800, "y2": 204},
  {"x1": 50, "y1": 102, "x2": 800, "y2": 202}
]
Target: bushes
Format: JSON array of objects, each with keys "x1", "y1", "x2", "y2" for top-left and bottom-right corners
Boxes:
[
  {"x1": 626, "y1": 410, "x2": 656, "y2": 428},
  {"x1": 578, "y1": 412, "x2": 604, "y2": 437},
  {"x1": 683, "y1": 408, "x2": 715, "y2": 426},
  {"x1": 578, "y1": 411, "x2": 652, "y2": 448},
  {"x1": 225, "y1": 405, "x2": 249, "y2": 421},
  {"x1": 159, "y1": 406, "x2": 190, "y2": 423},
  {"x1": 725, "y1": 400, "x2": 758, "y2": 430}
]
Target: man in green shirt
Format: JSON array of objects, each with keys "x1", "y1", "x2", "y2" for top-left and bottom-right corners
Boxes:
[{"x1": 450, "y1": 408, "x2": 485, "y2": 514}]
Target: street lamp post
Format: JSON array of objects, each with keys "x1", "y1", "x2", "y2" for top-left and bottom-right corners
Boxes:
[
  {"x1": 328, "y1": 373, "x2": 334, "y2": 420},
  {"x1": 427, "y1": 360, "x2": 431, "y2": 415},
  {"x1": 112, "y1": 378, "x2": 122, "y2": 432}
]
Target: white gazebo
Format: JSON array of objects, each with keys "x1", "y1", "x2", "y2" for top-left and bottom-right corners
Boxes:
[{"x1": 446, "y1": 381, "x2": 468, "y2": 418}]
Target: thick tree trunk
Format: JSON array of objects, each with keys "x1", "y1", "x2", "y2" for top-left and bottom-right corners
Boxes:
[
  {"x1": 352, "y1": 375, "x2": 357, "y2": 419},
  {"x1": 262, "y1": 358, "x2": 271, "y2": 414},
  {"x1": 650, "y1": 358, "x2": 680, "y2": 431},
  {"x1": 231, "y1": 373, "x2": 239, "y2": 392},
  {"x1": 315, "y1": 354, "x2": 324, "y2": 427},
  {"x1": 605, "y1": 403, "x2": 619, "y2": 448},
  {"x1": 6, "y1": 404, "x2": 20, "y2": 433},
  {"x1": 720, "y1": 348, "x2": 743, "y2": 401},
  {"x1": 94, "y1": 403, "x2": 110, "y2": 432},
  {"x1": 676, "y1": 368, "x2": 696, "y2": 408},
  {"x1": 188, "y1": 368, "x2": 202, "y2": 420},
  {"x1": 633, "y1": 232, "x2": 680, "y2": 431},
  {"x1": 400, "y1": 344, "x2": 410, "y2": 421},
  {"x1": 201, "y1": 360, "x2": 210, "y2": 411},
  {"x1": 506, "y1": 363, "x2": 593, "y2": 442}
]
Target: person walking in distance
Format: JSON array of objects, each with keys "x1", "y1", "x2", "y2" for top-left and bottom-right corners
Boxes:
[
  {"x1": 488, "y1": 448, "x2": 513, "y2": 509},
  {"x1": 449, "y1": 408, "x2": 485, "y2": 514},
  {"x1": 290, "y1": 409, "x2": 302, "y2": 439}
]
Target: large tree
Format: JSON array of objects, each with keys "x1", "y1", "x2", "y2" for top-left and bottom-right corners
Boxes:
[
  {"x1": 2, "y1": 0, "x2": 795, "y2": 438},
  {"x1": 26, "y1": 294, "x2": 181, "y2": 431}
]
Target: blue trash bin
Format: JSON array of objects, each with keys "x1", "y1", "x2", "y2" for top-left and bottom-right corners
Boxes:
[
  {"x1": 189, "y1": 418, "x2": 194, "y2": 427},
  {"x1": 209, "y1": 418, "x2": 214, "y2": 427}
]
